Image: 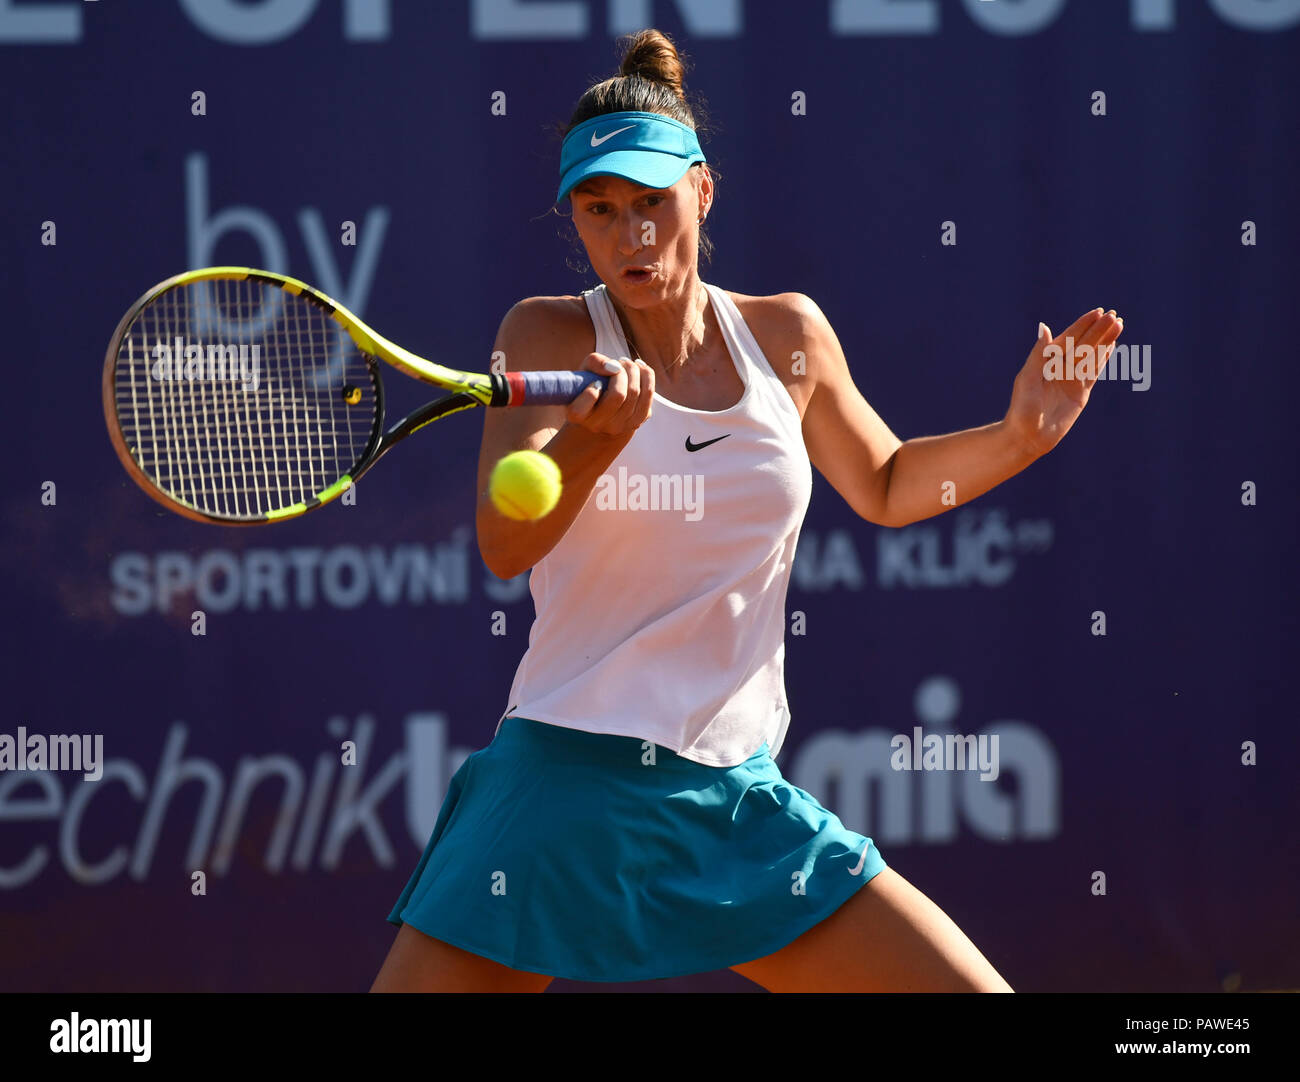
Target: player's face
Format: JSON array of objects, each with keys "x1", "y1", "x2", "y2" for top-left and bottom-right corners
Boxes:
[{"x1": 570, "y1": 169, "x2": 708, "y2": 305}]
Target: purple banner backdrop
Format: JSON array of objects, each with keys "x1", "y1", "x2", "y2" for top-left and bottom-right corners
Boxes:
[{"x1": 1, "y1": 1, "x2": 1296, "y2": 993}]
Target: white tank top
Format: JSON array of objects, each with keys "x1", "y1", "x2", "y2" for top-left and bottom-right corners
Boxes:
[{"x1": 498, "y1": 282, "x2": 812, "y2": 766}]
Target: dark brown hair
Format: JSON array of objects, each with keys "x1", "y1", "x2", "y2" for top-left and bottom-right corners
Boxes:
[{"x1": 559, "y1": 28, "x2": 717, "y2": 265}]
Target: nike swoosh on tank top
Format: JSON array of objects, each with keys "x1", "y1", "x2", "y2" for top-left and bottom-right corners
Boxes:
[{"x1": 498, "y1": 282, "x2": 813, "y2": 767}]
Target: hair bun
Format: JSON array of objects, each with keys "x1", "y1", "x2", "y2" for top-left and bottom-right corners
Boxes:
[{"x1": 618, "y1": 28, "x2": 686, "y2": 100}]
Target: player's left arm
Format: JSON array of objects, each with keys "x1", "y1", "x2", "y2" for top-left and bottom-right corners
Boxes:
[
  {"x1": 771, "y1": 293, "x2": 900, "y2": 526},
  {"x1": 791, "y1": 295, "x2": 1123, "y2": 528}
]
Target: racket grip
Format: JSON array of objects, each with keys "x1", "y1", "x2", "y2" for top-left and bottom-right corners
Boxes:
[{"x1": 498, "y1": 370, "x2": 606, "y2": 407}]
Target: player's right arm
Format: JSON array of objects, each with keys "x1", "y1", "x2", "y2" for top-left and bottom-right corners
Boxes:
[{"x1": 476, "y1": 296, "x2": 654, "y2": 580}]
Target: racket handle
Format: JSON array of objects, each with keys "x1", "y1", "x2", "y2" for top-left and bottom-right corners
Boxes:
[{"x1": 494, "y1": 370, "x2": 606, "y2": 407}]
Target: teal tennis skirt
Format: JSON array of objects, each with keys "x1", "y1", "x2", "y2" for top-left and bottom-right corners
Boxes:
[{"x1": 387, "y1": 716, "x2": 886, "y2": 983}]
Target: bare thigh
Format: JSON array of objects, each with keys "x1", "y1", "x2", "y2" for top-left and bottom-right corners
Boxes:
[
  {"x1": 370, "y1": 923, "x2": 553, "y2": 993},
  {"x1": 730, "y1": 866, "x2": 1013, "y2": 993}
]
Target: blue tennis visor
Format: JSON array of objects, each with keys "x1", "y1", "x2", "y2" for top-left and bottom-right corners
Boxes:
[{"x1": 557, "y1": 110, "x2": 706, "y2": 204}]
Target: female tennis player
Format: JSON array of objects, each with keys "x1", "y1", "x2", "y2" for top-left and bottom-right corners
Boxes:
[{"x1": 372, "y1": 29, "x2": 1122, "y2": 993}]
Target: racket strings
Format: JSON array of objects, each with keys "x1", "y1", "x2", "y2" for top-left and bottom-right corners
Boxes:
[{"x1": 113, "y1": 278, "x2": 378, "y2": 519}]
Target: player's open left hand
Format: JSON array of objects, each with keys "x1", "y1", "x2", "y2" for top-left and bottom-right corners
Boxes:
[{"x1": 1004, "y1": 307, "x2": 1124, "y2": 459}]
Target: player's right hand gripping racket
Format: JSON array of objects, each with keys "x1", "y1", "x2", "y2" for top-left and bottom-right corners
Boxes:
[{"x1": 102, "y1": 266, "x2": 603, "y2": 524}]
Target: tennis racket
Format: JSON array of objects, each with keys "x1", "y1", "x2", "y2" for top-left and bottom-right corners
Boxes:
[{"x1": 102, "y1": 266, "x2": 603, "y2": 525}]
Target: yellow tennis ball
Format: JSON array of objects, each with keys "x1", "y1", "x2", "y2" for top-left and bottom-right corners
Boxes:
[{"x1": 490, "y1": 450, "x2": 562, "y2": 521}]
